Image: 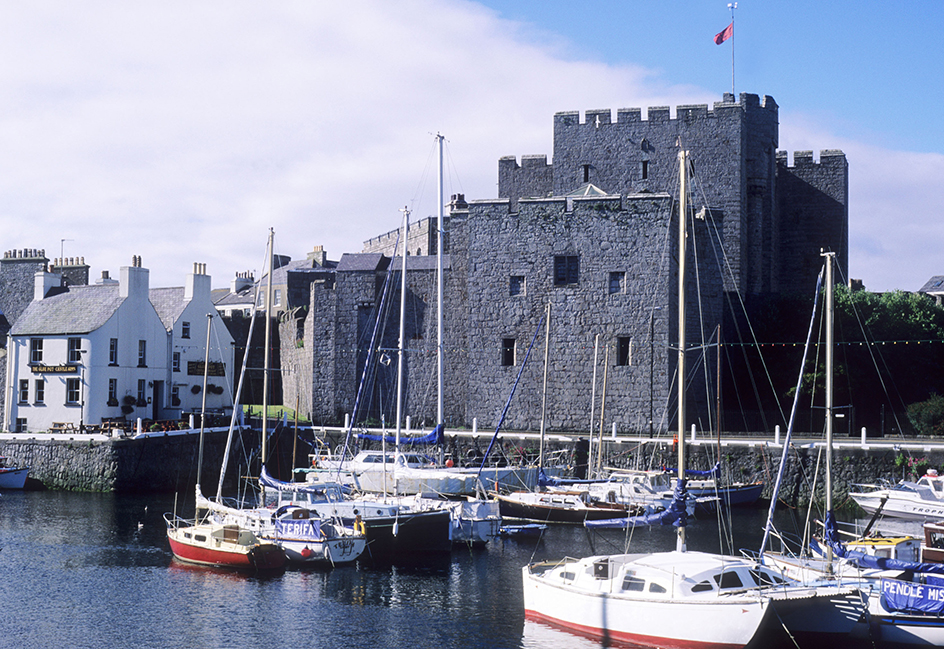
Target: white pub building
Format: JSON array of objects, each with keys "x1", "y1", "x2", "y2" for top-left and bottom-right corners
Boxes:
[{"x1": 4, "y1": 258, "x2": 234, "y2": 433}]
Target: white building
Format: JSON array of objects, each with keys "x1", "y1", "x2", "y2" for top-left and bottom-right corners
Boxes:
[{"x1": 3, "y1": 258, "x2": 234, "y2": 433}]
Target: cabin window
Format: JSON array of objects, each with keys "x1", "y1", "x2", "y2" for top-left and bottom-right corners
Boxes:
[
  {"x1": 510, "y1": 275, "x2": 525, "y2": 296},
  {"x1": 616, "y1": 337, "x2": 632, "y2": 366},
  {"x1": 648, "y1": 582, "x2": 667, "y2": 593},
  {"x1": 691, "y1": 580, "x2": 714, "y2": 593},
  {"x1": 750, "y1": 569, "x2": 788, "y2": 586},
  {"x1": 621, "y1": 574, "x2": 646, "y2": 592},
  {"x1": 68, "y1": 338, "x2": 82, "y2": 363},
  {"x1": 501, "y1": 338, "x2": 516, "y2": 366},
  {"x1": 714, "y1": 572, "x2": 744, "y2": 590},
  {"x1": 34, "y1": 379, "x2": 44, "y2": 404},
  {"x1": 561, "y1": 571, "x2": 576, "y2": 582},
  {"x1": 66, "y1": 378, "x2": 80, "y2": 404},
  {"x1": 553, "y1": 255, "x2": 579, "y2": 286},
  {"x1": 194, "y1": 535, "x2": 206, "y2": 543},
  {"x1": 18, "y1": 379, "x2": 29, "y2": 403},
  {"x1": 138, "y1": 340, "x2": 147, "y2": 367},
  {"x1": 30, "y1": 338, "x2": 43, "y2": 363},
  {"x1": 609, "y1": 271, "x2": 625, "y2": 294},
  {"x1": 109, "y1": 338, "x2": 118, "y2": 365},
  {"x1": 181, "y1": 321, "x2": 190, "y2": 339}
]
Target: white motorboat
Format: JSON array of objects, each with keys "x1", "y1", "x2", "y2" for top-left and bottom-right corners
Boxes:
[
  {"x1": 0, "y1": 456, "x2": 29, "y2": 489},
  {"x1": 850, "y1": 470, "x2": 944, "y2": 521}
]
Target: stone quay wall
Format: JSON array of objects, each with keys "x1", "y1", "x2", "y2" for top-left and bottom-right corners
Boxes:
[
  {"x1": 0, "y1": 429, "x2": 235, "y2": 492},
  {"x1": 4, "y1": 426, "x2": 941, "y2": 506}
]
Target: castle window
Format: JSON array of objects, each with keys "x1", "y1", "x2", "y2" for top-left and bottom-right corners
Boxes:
[
  {"x1": 501, "y1": 338, "x2": 516, "y2": 366},
  {"x1": 609, "y1": 272, "x2": 626, "y2": 294},
  {"x1": 18, "y1": 379, "x2": 28, "y2": 403},
  {"x1": 181, "y1": 321, "x2": 190, "y2": 339},
  {"x1": 109, "y1": 338, "x2": 118, "y2": 365},
  {"x1": 68, "y1": 338, "x2": 82, "y2": 363},
  {"x1": 34, "y1": 379, "x2": 44, "y2": 404},
  {"x1": 66, "y1": 378, "x2": 80, "y2": 404},
  {"x1": 30, "y1": 338, "x2": 43, "y2": 363},
  {"x1": 510, "y1": 275, "x2": 525, "y2": 296},
  {"x1": 616, "y1": 337, "x2": 632, "y2": 366},
  {"x1": 554, "y1": 255, "x2": 579, "y2": 286},
  {"x1": 641, "y1": 160, "x2": 649, "y2": 180},
  {"x1": 582, "y1": 164, "x2": 591, "y2": 183}
]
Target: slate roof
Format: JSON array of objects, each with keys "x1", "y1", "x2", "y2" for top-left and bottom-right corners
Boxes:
[
  {"x1": 336, "y1": 253, "x2": 388, "y2": 272},
  {"x1": 149, "y1": 287, "x2": 186, "y2": 331},
  {"x1": 10, "y1": 285, "x2": 124, "y2": 336},
  {"x1": 918, "y1": 276, "x2": 944, "y2": 294}
]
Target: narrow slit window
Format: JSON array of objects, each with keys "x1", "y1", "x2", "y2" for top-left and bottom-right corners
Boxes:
[{"x1": 501, "y1": 338, "x2": 516, "y2": 366}]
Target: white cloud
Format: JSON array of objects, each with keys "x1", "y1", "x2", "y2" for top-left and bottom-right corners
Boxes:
[{"x1": 0, "y1": 0, "x2": 931, "y2": 294}]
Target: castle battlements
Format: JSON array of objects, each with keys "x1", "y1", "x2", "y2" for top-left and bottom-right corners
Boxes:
[
  {"x1": 777, "y1": 149, "x2": 847, "y2": 168},
  {"x1": 553, "y1": 92, "x2": 777, "y2": 129}
]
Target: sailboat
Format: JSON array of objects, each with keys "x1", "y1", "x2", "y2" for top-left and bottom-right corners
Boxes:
[
  {"x1": 521, "y1": 150, "x2": 863, "y2": 649},
  {"x1": 197, "y1": 230, "x2": 366, "y2": 566},
  {"x1": 165, "y1": 313, "x2": 287, "y2": 571},
  {"x1": 762, "y1": 252, "x2": 944, "y2": 646}
]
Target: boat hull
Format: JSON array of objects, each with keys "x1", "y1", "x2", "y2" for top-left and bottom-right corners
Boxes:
[
  {"x1": 0, "y1": 467, "x2": 29, "y2": 489},
  {"x1": 354, "y1": 509, "x2": 453, "y2": 558},
  {"x1": 166, "y1": 532, "x2": 286, "y2": 570},
  {"x1": 522, "y1": 566, "x2": 768, "y2": 649},
  {"x1": 850, "y1": 491, "x2": 944, "y2": 521},
  {"x1": 495, "y1": 492, "x2": 643, "y2": 524}
]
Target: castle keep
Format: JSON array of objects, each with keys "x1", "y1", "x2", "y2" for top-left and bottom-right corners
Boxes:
[{"x1": 289, "y1": 92, "x2": 848, "y2": 435}]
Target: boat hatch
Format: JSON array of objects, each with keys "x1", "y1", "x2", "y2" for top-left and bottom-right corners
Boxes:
[{"x1": 593, "y1": 559, "x2": 610, "y2": 579}]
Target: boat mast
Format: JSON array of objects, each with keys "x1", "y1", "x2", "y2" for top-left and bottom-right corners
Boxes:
[
  {"x1": 261, "y1": 227, "x2": 274, "y2": 502},
  {"x1": 195, "y1": 313, "x2": 212, "y2": 511},
  {"x1": 539, "y1": 302, "x2": 551, "y2": 470},
  {"x1": 677, "y1": 150, "x2": 689, "y2": 553},
  {"x1": 436, "y1": 134, "x2": 444, "y2": 431},
  {"x1": 823, "y1": 250, "x2": 835, "y2": 571},
  {"x1": 395, "y1": 206, "x2": 410, "y2": 489}
]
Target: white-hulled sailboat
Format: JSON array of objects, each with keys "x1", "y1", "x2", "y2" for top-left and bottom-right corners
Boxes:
[{"x1": 521, "y1": 150, "x2": 863, "y2": 649}]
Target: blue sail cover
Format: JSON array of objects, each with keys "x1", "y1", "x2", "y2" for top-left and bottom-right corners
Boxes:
[
  {"x1": 585, "y1": 479, "x2": 689, "y2": 529},
  {"x1": 355, "y1": 423, "x2": 444, "y2": 446},
  {"x1": 260, "y1": 467, "x2": 351, "y2": 496},
  {"x1": 880, "y1": 577, "x2": 944, "y2": 615},
  {"x1": 819, "y1": 511, "x2": 944, "y2": 576}
]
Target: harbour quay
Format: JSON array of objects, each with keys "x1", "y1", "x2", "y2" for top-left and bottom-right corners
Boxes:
[{"x1": 3, "y1": 422, "x2": 943, "y2": 503}]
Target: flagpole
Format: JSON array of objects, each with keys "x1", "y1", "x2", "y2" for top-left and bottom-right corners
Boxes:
[{"x1": 728, "y1": 2, "x2": 737, "y2": 96}]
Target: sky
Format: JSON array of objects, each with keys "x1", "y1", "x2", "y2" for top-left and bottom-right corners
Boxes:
[{"x1": 0, "y1": 0, "x2": 941, "y2": 292}]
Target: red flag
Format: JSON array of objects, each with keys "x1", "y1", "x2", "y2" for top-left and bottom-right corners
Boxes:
[{"x1": 714, "y1": 22, "x2": 733, "y2": 45}]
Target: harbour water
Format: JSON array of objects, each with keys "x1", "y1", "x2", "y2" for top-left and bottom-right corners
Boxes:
[{"x1": 0, "y1": 490, "x2": 897, "y2": 649}]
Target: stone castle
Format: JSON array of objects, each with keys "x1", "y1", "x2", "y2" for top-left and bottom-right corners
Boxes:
[{"x1": 282, "y1": 92, "x2": 848, "y2": 435}]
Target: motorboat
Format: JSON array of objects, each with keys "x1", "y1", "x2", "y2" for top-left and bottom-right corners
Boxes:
[
  {"x1": 0, "y1": 456, "x2": 29, "y2": 489},
  {"x1": 850, "y1": 470, "x2": 944, "y2": 521}
]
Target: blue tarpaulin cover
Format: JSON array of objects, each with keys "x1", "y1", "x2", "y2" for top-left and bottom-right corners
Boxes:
[
  {"x1": 355, "y1": 423, "x2": 444, "y2": 446},
  {"x1": 585, "y1": 479, "x2": 689, "y2": 530}
]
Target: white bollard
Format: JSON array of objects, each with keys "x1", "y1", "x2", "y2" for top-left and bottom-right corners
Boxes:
[
  {"x1": 861, "y1": 427, "x2": 868, "y2": 446},
  {"x1": 775, "y1": 425, "x2": 780, "y2": 445},
  {"x1": 406, "y1": 415, "x2": 411, "y2": 434},
  {"x1": 344, "y1": 413, "x2": 350, "y2": 430},
  {"x1": 612, "y1": 422, "x2": 617, "y2": 439},
  {"x1": 472, "y1": 418, "x2": 477, "y2": 436},
  {"x1": 189, "y1": 414, "x2": 195, "y2": 430},
  {"x1": 137, "y1": 418, "x2": 143, "y2": 434},
  {"x1": 690, "y1": 423, "x2": 696, "y2": 442}
]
